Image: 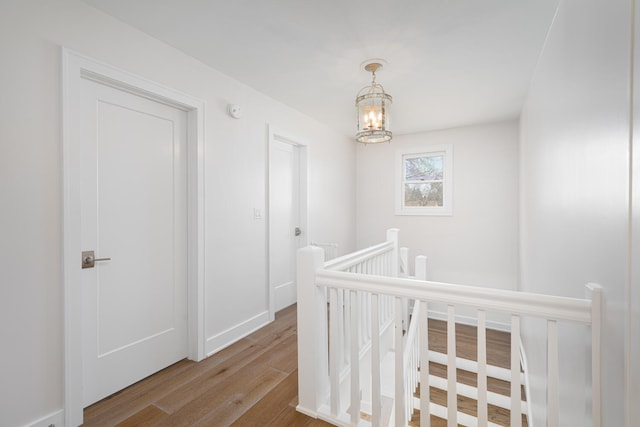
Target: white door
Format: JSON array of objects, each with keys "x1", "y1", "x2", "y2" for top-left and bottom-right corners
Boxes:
[
  {"x1": 80, "y1": 78, "x2": 188, "y2": 406},
  {"x1": 269, "y1": 139, "x2": 301, "y2": 312}
]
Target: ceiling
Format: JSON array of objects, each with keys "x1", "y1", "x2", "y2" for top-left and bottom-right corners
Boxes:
[{"x1": 81, "y1": 0, "x2": 559, "y2": 137}]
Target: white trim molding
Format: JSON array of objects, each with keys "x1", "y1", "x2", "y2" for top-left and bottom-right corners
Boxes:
[
  {"x1": 205, "y1": 310, "x2": 271, "y2": 356},
  {"x1": 25, "y1": 409, "x2": 64, "y2": 427},
  {"x1": 395, "y1": 144, "x2": 453, "y2": 216},
  {"x1": 61, "y1": 48, "x2": 206, "y2": 426},
  {"x1": 267, "y1": 125, "x2": 310, "y2": 320}
]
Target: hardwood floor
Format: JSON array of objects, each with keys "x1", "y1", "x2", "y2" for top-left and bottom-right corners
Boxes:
[
  {"x1": 83, "y1": 304, "x2": 331, "y2": 427},
  {"x1": 83, "y1": 305, "x2": 524, "y2": 427},
  {"x1": 410, "y1": 318, "x2": 527, "y2": 427}
]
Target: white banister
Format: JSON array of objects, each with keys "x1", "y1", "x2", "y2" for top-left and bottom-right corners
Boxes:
[
  {"x1": 329, "y1": 287, "x2": 340, "y2": 416},
  {"x1": 371, "y1": 293, "x2": 382, "y2": 427},
  {"x1": 403, "y1": 296, "x2": 421, "y2": 424},
  {"x1": 447, "y1": 305, "x2": 457, "y2": 427},
  {"x1": 400, "y1": 247, "x2": 409, "y2": 278},
  {"x1": 296, "y1": 229, "x2": 602, "y2": 427},
  {"x1": 477, "y1": 309, "x2": 488, "y2": 427},
  {"x1": 547, "y1": 319, "x2": 559, "y2": 427},
  {"x1": 419, "y1": 301, "x2": 430, "y2": 427},
  {"x1": 349, "y1": 290, "x2": 360, "y2": 425},
  {"x1": 314, "y1": 271, "x2": 593, "y2": 324},
  {"x1": 387, "y1": 228, "x2": 399, "y2": 278},
  {"x1": 415, "y1": 255, "x2": 427, "y2": 280},
  {"x1": 587, "y1": 283, "x2": 602, "y2": 427},
  {"x1": 324, "y1": 240, "x2": 394, "y2": 272},
  {"x1": 296, "y1": 246, "x2": 328, "y2": 418},
  {"x1": 510, "y1": 315, "x2": 522, "y2": 427},
  {"x1": 395, "y1": 297, "x2": 406, "y2": 427},
  {"x1": 344, "y1": 290, "x2": 351, "y2": 367}
]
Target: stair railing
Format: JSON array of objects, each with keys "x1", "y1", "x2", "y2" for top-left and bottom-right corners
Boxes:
[
  {"x1": 297, "y1": 229, "x2": 400, "y2": 426},
  {"x1": 401, "y1": 255, "x2": 427, "y2": 425},
  {"x1": 297, "y1": 229, "x2": 602, "y2": 427}
]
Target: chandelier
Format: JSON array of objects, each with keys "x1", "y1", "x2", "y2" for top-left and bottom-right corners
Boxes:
[{"x1": 356, "y1": 61, "x2": 392, "y2": 144}]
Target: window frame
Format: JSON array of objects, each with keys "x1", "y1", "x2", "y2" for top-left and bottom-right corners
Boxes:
[{"x1": 395, "y1": 144, "x2": 453, "y2": 216}]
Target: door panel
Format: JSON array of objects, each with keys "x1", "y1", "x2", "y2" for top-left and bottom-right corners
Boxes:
[
  {"x1": 269, "y1": 139, "x2": 300, "y2": 312},
  {"x1": 80, "y1": 79, "x2": 188, "y2": 406}
]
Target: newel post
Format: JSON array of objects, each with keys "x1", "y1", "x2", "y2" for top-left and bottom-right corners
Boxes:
[
  {"x1": 415, "y1": 255, "x2": 428, "y2": 280},
  {"x1": 387, "y1": 228, "x2": 400, "y2": 277},
  {"x1": 296, "y1": 246, "x2": 329, "y2": 418}
]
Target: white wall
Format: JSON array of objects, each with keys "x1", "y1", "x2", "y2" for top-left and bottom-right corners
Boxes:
[
  {"x1": 356, "y1": 121, "x2": 519, "y2": 293},
  {"x1": 0, "y1": 1, "x2": 355, "y2": 425},
  {"x1": 519, "y1": 0, "x2": 632, "y2": 425},
  {"x1": 631, "y1": 3, "x2": 640, "y2": 423}
]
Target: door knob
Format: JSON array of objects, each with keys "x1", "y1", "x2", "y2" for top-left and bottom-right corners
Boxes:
[
  {"x1": 295, "y1": 227, "x2": 302, "y2": 236},
  {"x1": 82, "y1": 250, "x2": 111, "y2": 269}
]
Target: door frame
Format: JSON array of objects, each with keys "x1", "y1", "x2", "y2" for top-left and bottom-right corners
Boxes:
[
  {"x1": 61, "y1": 48, "x2": 206, "y2": 426},
  {"x1": 267, "y1": 125, "x2": 309, "y2": 320}
]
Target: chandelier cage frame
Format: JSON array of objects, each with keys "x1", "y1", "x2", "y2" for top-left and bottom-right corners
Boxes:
[{"x1": 355, "y1": 63, "x2": 392, "y2": 144}]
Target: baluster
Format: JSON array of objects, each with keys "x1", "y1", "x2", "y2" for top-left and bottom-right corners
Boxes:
[
  {"x1": 350, "y1": 290, "x2": 361, "y2": 425},
  {"x1": 547, "y1": 319, "x2": 559, "y2": 427},
  {"x1": 477, "y1": 310, "x2": 488, "y2": 427},
  {"x1": 344, "y1": 290, "x2": 351, "y2": 366},
  {"x1": 329, "y1": 287, "x2": 340, "y2": 416},
  {"x1": 382, "y1": 252, "x2": 387, "y2": 276},
  {"x1": 395, "y1": 297, "x2": 406, "y2": 426},
  {"x1": 387, "y1": 228, "x2": 399, "y2": 277},
  {"x1": 587, "y1": 283, "x2": 602, "y2": 427},
  {"x1": 400, "y1": 247, "x2": 409, "y2": 278},
  {"x1": 410, "y1": 335, "x2": 417, "y2": 421},
  {"x1": 447, "y1": 305, "x2": 457, "y2": 427},
  {"x1": 337, "y1": 288, "x2": 345, "y2": 369},
  {"x1": 510, "y1": 315, "x2": 522, "y2": 427},
  {"x1": 420, "y1": 301, "x2": 430, "y2": 427},
  {"x1": 359, "y1": 291, "x2": 364, "y2": 347},
  {"x1": 415, "y1": 255, "x2": 427, "y2": 281},
  {"x1": 386, "y1": 294, "x2": 390, "y2": 326},
  {"x1": 363, "y1": 292, "x2": 369, "y2": 344},
  {"x1": 366, "y1": 293, "x2": 372, "y2": 340},
  {"x1": 371, "y1": 293, "x2": 381, "y2": 427}
]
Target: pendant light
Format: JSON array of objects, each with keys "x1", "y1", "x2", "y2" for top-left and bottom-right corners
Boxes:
[{"x1": 356, "y1": 61, "x2": 392, "y2": 144}]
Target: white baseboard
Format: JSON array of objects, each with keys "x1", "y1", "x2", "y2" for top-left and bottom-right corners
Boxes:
[
  {"x1": 25, "y1": 409, "x2": 64, "y2": 427},
  {"x1": 205, "y1": 310, "x2": 271, "y2": 356},
  {"x1": 426, "y1": 308, "x2": 511, "y2": 332},
  {"x1": 274, "y1": 281, "x2": 296, "y2": 312}
]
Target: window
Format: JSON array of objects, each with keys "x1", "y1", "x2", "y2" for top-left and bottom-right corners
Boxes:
[{"x1": 395, "y1": 145, "x2": 453, "y2": 215}]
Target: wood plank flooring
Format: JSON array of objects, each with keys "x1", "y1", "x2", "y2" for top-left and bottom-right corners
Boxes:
[
  {"x1": 409, "y1": 318, "x2": 527, "y2": 427},
  {"x1": 82, "y1": 304, "x2": 332, "y2": 427},
  {"x1": 83, "y1": 305, "x2": 524, "y2": 427}
]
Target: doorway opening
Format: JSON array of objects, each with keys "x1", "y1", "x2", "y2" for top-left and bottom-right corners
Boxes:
[
  {"x1": 62, "y1": 49, "x2": 205, "y2": 426},
  {"x1": 267, "y1": 126, "x2": 309, "y2": 319}
]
